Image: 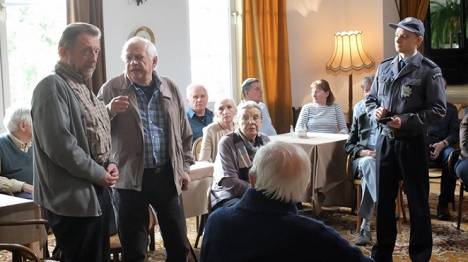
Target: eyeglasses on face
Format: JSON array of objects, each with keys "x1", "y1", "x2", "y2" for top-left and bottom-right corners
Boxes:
[{"x1": 241, "y1": 116, "x2": 261, "y2": 123}]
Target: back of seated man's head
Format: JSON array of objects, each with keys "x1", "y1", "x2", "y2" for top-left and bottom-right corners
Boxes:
[{"x1": 249, "y1": 141, "x2": 310, "y2": 203}]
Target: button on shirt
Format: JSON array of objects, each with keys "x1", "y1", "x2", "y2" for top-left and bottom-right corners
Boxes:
[{"x1": 132, "y1": 74, "x2": 169, "y2": 168}]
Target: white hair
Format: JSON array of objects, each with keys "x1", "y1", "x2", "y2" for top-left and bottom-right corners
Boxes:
[
  {"x1": 250, "y1": 141, "x2": 311, "y2": 203},
  {"x1": 120, "y1": 36, "x2": 158, "y2": 62},
  {"x1": 3, "y1": 105, "x2": 32, "y2": 133},
  {"x1": 186, "y1": 84, "x2": 208, "y2": 100},
  {"x1": 237, "y1": 101, "x2": 262, "y2": 117}
]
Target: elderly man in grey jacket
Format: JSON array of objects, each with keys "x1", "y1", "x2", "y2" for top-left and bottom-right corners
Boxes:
[
  {"x1": 98, "y1": 36, "x2": 194, "y2": 262},
  {"x1": 32, "y1": 23, "x2": 119, "y2": 262}
]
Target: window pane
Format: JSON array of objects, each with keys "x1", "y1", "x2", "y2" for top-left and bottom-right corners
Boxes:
[
  {"x1": 430, "y1": 0, "x2": 463, "y2": 49},
  {"x1": 6, "y1": 0, "x2": 65, "y2": 105},
  {"x1": 188, "y1": 0, "x2": 232, "y2": 102}
]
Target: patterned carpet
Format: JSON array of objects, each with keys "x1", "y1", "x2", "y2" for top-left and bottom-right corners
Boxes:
[{"x1": 2, "y1": 193, "x2": 468, "y2": 261}]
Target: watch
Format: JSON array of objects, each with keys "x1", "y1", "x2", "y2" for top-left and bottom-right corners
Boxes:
[{"x1": 134, "y1": 26, "x2": 155, "y2": 44}]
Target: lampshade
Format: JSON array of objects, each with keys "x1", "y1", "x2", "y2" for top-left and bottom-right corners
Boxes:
[{"x1": 326, "y1": 31, "x2": 374, "y2": 76}]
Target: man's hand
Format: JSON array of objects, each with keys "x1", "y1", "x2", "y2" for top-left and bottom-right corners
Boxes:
[
  {"x1": 107, "y1": 95, "x2": 129, "y2": 116},
  {"x1": 375, "y1": 107, "x2": 388, "y2": 120},
  {"x1": 181, "y1": 172, "x2": 191, "y2": 191},
  {"x1": 429, "y1": 142, "x2": 444, "y2": 161},
  {"x1": 359, "y1": 150, "x2": 376, "y2": 158},
  {"x1": 21, "y1": 183, "x2": 33, "y2": 194},
  {"x1": 96, "y1": 163, "x2": 119, "y2": 187},
  {"x1": 386, "y1": 115, "x2": 401, "y2": 129}
]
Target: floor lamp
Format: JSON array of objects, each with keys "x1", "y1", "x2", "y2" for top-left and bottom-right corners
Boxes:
[{"x1": 325, "y1": 31, "x2": 375, "y2": 123}]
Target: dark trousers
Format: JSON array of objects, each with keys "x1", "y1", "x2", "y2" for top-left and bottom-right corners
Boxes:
[
  {"x1": 426, "y1": 138, "x2": 457, "y2": 205},
  {"x1": 371, "y1": 134, "x2": 432, "y2": 262},
  {"x1": 44, "y1": 186, "x2": 111, "y2": 262},
  {"x1": 115, "y1": 165, "x2": 189, "y2": 262}
]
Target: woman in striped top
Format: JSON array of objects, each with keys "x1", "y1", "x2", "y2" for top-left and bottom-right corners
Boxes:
[{"x1": 295, "y1": 79, "x2": 348, "y2": 134}]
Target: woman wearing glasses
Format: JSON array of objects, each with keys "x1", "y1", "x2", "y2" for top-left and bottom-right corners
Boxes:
[
  {"x1": 210, "y1": 101, "x2": 270, "y2": 212},
  {"x1": 295, "y1": 79, "x2": 348, "y2": 134}
]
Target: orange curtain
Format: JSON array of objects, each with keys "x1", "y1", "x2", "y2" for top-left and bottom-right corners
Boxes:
[
  {"x1": 399, "y1": 0, "x2": 430, "y2": 21},
  {"x1": 241, "y1": 0, "x2": 292, "y2": 134},
  {"x1": 67, "y1": 0, "x2": 106, "y2": 95}
]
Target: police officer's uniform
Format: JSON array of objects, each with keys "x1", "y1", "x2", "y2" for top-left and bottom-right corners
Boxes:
[{"x1": 366, "y1": 17, "x2": 446, "y2": 262}]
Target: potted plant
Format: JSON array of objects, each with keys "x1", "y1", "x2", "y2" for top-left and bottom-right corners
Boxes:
[{"x1": 430, "y1": 0, "x2": 463, "y2": 49}]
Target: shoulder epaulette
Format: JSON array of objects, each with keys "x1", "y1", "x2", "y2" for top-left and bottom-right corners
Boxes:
[
  {"x1": 422, "y1": 57, "x2": 438, "y2": 68},
  {"x1": 380, "y1": 56, "x2": 394, "y2": 64}
]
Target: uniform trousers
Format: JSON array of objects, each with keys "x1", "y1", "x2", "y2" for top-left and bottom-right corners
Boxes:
[
  {"x1": 44, "y1": 186, "x2": 111, "y2": 262},
  {"x1": 115, "y1": 165, "x2": 190, "y2": 262},
  {"x1": 371, "y1": 134, "x2": 432, "y2": 262},
  {"x1": 355, "y1": 156, "x2": 377, "y2": 221}
]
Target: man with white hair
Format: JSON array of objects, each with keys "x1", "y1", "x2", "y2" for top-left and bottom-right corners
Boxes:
[
  {"x1": 0, "y1": 105, "x2": 33, "y2": 199},
  {"x1": 186, "y1": 84, "x2": 213, "y2": 144},
  {"x1": 200, "y1": 141, "x2": 373, "y2": 262}
]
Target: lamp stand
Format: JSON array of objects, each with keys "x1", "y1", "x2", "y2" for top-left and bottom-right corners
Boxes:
[{"x1": 348, "y1": 74, "x2": 353, "y2": 123}]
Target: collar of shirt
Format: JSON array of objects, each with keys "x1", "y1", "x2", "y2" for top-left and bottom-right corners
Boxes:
[
  {"x1": 399, "y1": 50, "x2": 418, "y2": 62},
  {"x1": 129, "y1": 70, "x2": 162, "y2": 91},
  {"x1": 8, "y1": 133, "x2": 32, "y2": 153}
]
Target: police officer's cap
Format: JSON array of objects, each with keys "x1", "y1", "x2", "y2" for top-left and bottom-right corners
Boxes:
[{"x1": 388, "y1": 17, "x2": 425, "y2": 37}]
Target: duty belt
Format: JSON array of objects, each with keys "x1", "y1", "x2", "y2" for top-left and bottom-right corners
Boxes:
[{"x1": 380, "y1": 127, "x2": 425, "y2": 139}]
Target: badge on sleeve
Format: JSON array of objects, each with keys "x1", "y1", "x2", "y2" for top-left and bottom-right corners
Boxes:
[
  {"x1": 402, "y1": 86, "x2": 412, "y2": 97},
  {"x1": 432, "y1": 72, "x2": 442, "y2": 79}
]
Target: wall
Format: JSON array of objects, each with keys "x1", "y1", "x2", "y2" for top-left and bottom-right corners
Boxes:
[
  {"x1": 286, "y1": 0, "x2": 399, "y2": 120},
  {"x1": 102, "y1": 0, "x2": 192, "y2": 109}
]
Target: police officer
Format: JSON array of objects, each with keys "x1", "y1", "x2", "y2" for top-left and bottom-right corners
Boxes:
[{"x1": 366, "y1": 17, "x2": 446, "y2": 262}]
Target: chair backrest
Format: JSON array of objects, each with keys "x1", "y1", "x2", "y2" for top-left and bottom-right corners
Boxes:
[
  {"x1": 345, "y1": 154, "x2": 354, "y2": 181},
  {"x1": 292, "y1": 107, "x2": 302, "y2": 127},
  {"x1": 192, "y1": 137, "x2": 203, "y2": 161}
]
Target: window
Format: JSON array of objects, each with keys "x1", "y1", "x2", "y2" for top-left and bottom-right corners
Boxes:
[
  {"x1": 424, "y1": 0, "x2": 468, "y2": 84},
  {"x1": 188, "y1": 0, "x2": 237, "y2": 105},
  {"x1": 0, "y1": 0, "x2": 65, "y2": 132}
]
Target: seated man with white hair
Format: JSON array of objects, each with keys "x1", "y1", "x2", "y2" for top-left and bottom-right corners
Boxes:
[
  {"x1": 0, "y1": 105, "x2": 34, "y2": 199},
  {"x1": 200, "y1": 141, "x2": 373, "y2": 262}
]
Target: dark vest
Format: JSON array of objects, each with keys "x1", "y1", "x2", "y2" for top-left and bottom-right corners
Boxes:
[{"x1": 0, "y1": 134, "x2": 33, "y2": 185}]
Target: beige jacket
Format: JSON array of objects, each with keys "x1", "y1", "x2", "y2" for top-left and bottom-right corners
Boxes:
[{"x1": 98, "y1": 71, "x2": 194, "y2": 193}]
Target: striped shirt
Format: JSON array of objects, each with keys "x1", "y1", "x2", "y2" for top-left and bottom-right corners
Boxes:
[
  {"x1": 132, "y1": 72, "x2": 169, "y2": 168},
  {"x1": 295, "y1": 103, "x2": 348, "y2": 134}
]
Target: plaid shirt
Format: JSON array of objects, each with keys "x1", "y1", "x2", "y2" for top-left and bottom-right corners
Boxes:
[
  {"x1": 56, "y1": 62, "x2": 111, "y2": 164},
  {"x1": 132, "y1": 73, "x2": 168, "y2": 168}
]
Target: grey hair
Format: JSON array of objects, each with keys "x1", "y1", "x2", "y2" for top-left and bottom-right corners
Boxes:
[
  {"x1": 250, "y1": 141, "x2": 311, "y2": 203},
  {"x1": 121, "y1": 36, "x2": 158, "y2": 62},
  {"x1": 361, "y1": 75, "x2": 375, "y2": 90},
  {"x1": 59, "y1": 22, "x2": 101, "y2": 51},
  {"x1": 3, "y1": 105, "x2": 32, "y2": 133},
  {"x1": 186, "y1": 84, "x2": 208, "y2": 100},
  {"x1": 237, "y1": 100, "x2": 262, "y2": 118},
  {"x1": 214, "y1": 97, "x2": 236, "y2": 113},
  {"x1": 241, "y1": 78, "x2": 260, "y2": 99}
]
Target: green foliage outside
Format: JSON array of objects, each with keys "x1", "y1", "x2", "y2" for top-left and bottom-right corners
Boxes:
[
  {"x1": 6, "y1": 0, "x2": 65, "y2": 106},
  {"x1": 430, "y1": 0, "x2": 467, "y2": 49}
]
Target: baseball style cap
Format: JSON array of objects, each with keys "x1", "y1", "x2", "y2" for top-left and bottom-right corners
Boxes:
[{"x1": 389, "y1": 17, "x2": 425, "y2": 37}]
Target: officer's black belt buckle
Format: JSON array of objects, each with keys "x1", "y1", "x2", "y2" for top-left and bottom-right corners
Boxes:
[{"x1": 380, "y1": 128, "x2": 424, "y2": 139}]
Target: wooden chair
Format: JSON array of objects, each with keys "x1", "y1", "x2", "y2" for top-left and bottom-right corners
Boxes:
[
  {"x1": 0, "y1": 219, "x2": 59, "y2": 262},
  {"x1": 109, "y1": 205, "x2": 157, "y2": 262},
  {"x1": 346, "y1": 154, "x2": 407, "y2": 233},
  {"x1": 192, "y1": 137, "x2": 203, "y2": 161},
  {"x1": 428, "y1": 160, "x2": 456, "y2": 211},
  {"x1": 447, "y1": 149, "x2": 467, "y2": 230}
]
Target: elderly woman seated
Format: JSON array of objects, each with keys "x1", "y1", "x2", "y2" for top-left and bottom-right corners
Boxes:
[
  {"x1": 295, "y1": 79, "x2": 348, "y2": 134},
  {"x1": 199, "y1": 97, "x2": 237, "y2": 163},
  {"x1": 210, "y1": 101, "x2": 270, "y2": 211}
]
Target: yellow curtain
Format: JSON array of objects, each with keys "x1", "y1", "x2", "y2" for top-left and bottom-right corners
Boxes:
[
  {"x1": 399, "y1": 0, "x2": 430, "y2": 21},
  {"x1": 241, "y1": 0, "x2": 292, "y2": 134},
  {"x1": 67, "y1": 0, "x2": 107, "y2": 95}
]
